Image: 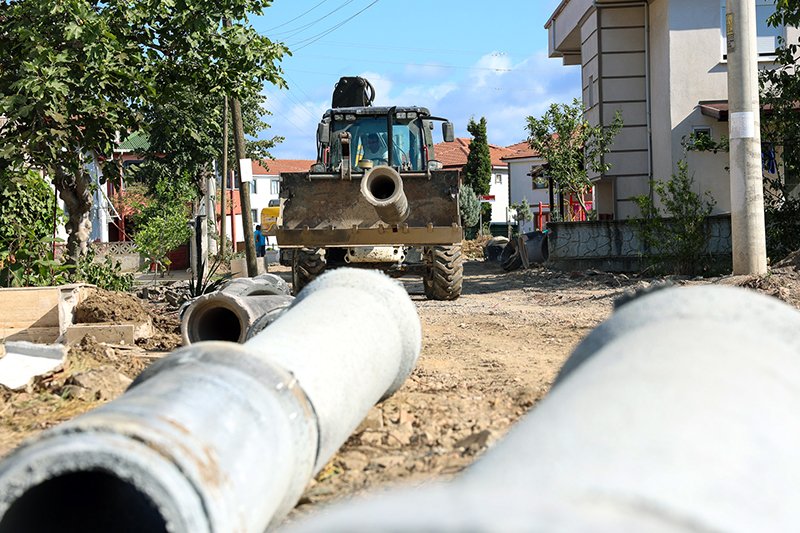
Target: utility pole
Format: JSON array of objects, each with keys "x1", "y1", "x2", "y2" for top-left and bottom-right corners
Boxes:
[
  {"x1": 220, "y1": 96, "x2": 228, "y2": 259},
  {"x1": 224, "y1": 18, "x2": 258, "y2": 276},
  {"x1": 231, "y1": 97, "x2": 258, "y2": 276},
  {"x1": 726, "y1": 0, "x2": 768, "y2": 275}
]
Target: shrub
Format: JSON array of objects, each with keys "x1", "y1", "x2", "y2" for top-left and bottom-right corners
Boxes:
[{"x1": 630, "y1": 160, "x2": 716, "y2": 276}]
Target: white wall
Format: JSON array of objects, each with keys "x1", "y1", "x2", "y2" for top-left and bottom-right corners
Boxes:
[
  {"x1": 508, "y1": 157, "x2": 550, "y2": 233},
  {"x1": 223, "y1": 174, "x2": 280, "y2": 247},
  {"x1": 487, "y1": 166, "x2": 510, "y2": 225}
]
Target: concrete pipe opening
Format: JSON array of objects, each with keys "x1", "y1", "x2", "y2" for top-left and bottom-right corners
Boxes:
[
  {"x1": 191, "y1": 304, "x2": 242, "y2": 343},
  {"x1": 361, "y1": 167, "x2": 409, "y2": 225},
  {"x1": 368, "y1": 172, "x2": 397, "y2": 199},
  {"x1": 0, "y1": 471, "x2": 169, "y2": 533}
]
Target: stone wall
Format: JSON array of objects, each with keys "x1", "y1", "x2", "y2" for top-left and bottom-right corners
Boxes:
[{"x1": 546, "y1": 215, "x2": 732, "y2": 273}]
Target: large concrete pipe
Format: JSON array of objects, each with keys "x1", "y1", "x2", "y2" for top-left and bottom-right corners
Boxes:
[
  {"x1": 285, "y1": 285, "x2": 800, "y2": 532},
  {"x1": 181, "y1": 273, "x2": 293, "y2": 344},
  {"x1": 0, "y1": 268, "x2": 422, "y2": 533},
  {"x1": 360, "y1": 165, "x2": 409, "y2": 225}
]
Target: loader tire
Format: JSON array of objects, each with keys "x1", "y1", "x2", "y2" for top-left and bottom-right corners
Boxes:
[
  {"x1": 424, "y1": 246, "x2": 463, "y2": 301},
  {"x1": 292, "y1": 248, "x2": 326, "y2": 296}
]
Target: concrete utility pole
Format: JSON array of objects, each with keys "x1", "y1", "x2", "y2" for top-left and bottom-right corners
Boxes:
[{"x1": 726, "y1": 0, "x2": 768, "y2": 275}]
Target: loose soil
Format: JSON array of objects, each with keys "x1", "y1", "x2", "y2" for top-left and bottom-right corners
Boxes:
[{"x1": 3, "y1": 246, "x2": 800, "y2": 526}]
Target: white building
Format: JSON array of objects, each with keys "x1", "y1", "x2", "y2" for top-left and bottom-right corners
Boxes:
[{"x1": 545, "y1": 0, "x2": 798, "y2": 219}]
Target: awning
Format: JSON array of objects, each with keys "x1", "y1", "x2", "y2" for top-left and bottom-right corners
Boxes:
[
  {"x1": 699, "y1": 102, "x2": 729, "y2": 121},
  {"x1": 699, "y1": 100, "x2": 799, "y2": 121}
]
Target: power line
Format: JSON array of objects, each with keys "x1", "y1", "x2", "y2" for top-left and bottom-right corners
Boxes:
[
  {"x1": 284, "y1": 69, "x2": 580, "y2": 94},
  {"x1": 275, "y1": 84, "x2": 322, "y2": 122},
  {"x1": 262, "y1": 95, "x2": 315, "y2": 139},
  {"x1": 262, "y1": 0, "x2": 329, "y2": 33},
  {"x1": 286, "y1": 0, "x2": 381, "y2": 52},
  {"x1": 284, "y1": 73, "x2": 329, "y2": 116},
  {"x1": 292, "y1": 53, "x2": 570, "y2": 74},
  {"x1": 268, "y1": 0, "x2": 355, "y2": 39}
]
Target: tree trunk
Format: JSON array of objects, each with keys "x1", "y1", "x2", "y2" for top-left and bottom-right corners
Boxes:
[{"x1": 55, "y1": 165, "x2": 93, "y2": 265}]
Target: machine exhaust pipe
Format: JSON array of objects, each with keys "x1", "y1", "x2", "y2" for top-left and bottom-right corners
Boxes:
[
  {"x1": 180, "y1": 273, "x2": 293, "y2": 345},
  {"x1": 282, "y1": 285, "x2": 800, "y2": 532},
  {"x1": 360, "y1": 166, "x2": 409, "y2": 225},
  {"x1": 0, "y1": 268, "x2": 422, "y2": 533}
]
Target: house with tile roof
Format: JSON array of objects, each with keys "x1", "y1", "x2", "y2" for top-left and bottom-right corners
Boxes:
[
  {"x1": 432, "y1": 138, "x2": 515, "y2": 227},
  {"x1": 234, "y1": 159, "x2": 314, "y2": 247},
  {"x1": 501, "y1": 142, "x2": 554, "y2": 233},
  {"x1": 545, "y1": 0, "x2": 799, "y2": 220}
]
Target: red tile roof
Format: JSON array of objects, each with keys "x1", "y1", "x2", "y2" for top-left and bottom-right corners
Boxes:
[
  {"x1": 500, "y1": 141, "x2": 541, "y2": 161},
  {"x1": 432, "y1": 138, "x2": 518, "y2": 169},
  {"x1": 252, "y1": 159, "x2": 316, "y2": 175}
]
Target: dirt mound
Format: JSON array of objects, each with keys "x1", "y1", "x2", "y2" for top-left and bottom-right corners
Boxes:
[
  {"x1": 74, "y1": 289, "x2": 151, "y2": 327},
  {"x1": 462, "y1": 236, "x2": 494, "y2": 258}
]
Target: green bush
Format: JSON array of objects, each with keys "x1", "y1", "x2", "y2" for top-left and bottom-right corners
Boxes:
[
  {"x1": 69, "y1": 248, "x2": 135, "y2": 292},
  {"x1": 630, "y1": 160, "x2": 716, "y2": 276},
  {"x1": 0, "y1": 169, "x2": 66, "y2": 287}
]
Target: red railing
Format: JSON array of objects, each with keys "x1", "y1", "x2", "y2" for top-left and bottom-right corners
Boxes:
[{"x1": 536, "y1": 196, "x2": 593, "y2": 229}]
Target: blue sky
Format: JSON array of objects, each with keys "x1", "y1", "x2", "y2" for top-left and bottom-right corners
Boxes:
[{"x1": 250, "y1": 0, "x2": 581, "y2": 160}]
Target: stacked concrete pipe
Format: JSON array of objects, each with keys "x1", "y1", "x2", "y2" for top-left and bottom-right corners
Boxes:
[
  {"x1": 284, "y1": 285, "x2": 800, "y2": 532},
  {"x1": 180, "y1": 273, "x2": 294, "y2": 345},
  {"x1": 0, "y1": 268, "x2": 422, "y2": 533}
]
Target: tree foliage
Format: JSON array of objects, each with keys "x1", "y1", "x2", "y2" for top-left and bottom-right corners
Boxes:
[
  {"x1": 0, "y1": 0, "x2": 288, "y2": 263},
  {"x1": 511, "y1": 198, "x2": 533, "y2": 232},
  {"x1": 130, "y1": 91, "x2": 282, "y2": 203},
  {"x1": 526, "y1": 98, "x2": 622, "y2": 217},
  {"x1": 0, "y1": 169, "x2": 63, "y2": 287},
  {"x1": 757, "y1": 2, "x2": 800, "y2": 262},
  {"x1": 459, "y1": 184, "x2": 480, "y2": 230},
  {"x1": 462, "y1": 116, "x2": 492, "y2": 196},
  {"x1": 630, "y1": 160, "x2": 716, "y2": 276}
]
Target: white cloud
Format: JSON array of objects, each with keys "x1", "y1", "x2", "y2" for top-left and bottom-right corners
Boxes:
[{"x1": 265, "y1": 49, "x2": 580, "y2": 158}]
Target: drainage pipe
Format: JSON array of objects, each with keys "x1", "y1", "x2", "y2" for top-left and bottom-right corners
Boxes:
[
  {"x1": 181, "y1": 273, "x2": 293, "y2": 344},
  {"x1": 0, "y1": 268, "x2": 422, "y2": 533},
  {"x1": 360, "y1": 165, "x2": 410, "y2": 225},
  {"x1": 284, "y1": 285, "x2": 800, "y2": 532}
]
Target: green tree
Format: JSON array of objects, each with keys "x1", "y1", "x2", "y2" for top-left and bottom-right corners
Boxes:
[
  {"x1": 133, "y1": 90, "x2": 282, "y2": 203},
  {"x1": 459, "y1": 184, "x2": 480, "y2": 232},
  {"x1": 462, "y1": 116, "x2": 492, "y2": 196},
  {"x1": 0, "y1": 0, "x2": 288, "y2": 264},
  {"x1": 0, "y1": 169, "x2": 64, "y2": 287},
  {"x1": 630, "y1": 160, "x2": 716, "y2": 276},
  {"x1": 526, "y1": 98, "x2": 622, "y2": 218},
  {"x1": 132, "y1": 178, "x2": 194, "y2": 281},
  {"x1": 511, "y1": 198, "x2": 533, "y2": 234},
  {"x1": 758, "y1": 3, "x2": 800, "y2": 262}
]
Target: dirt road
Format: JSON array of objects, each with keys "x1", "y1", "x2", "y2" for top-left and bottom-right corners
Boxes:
[
  {"x1": 283, "y1": 259, "x2": 632, "y2": 522},
  {"x1": 3, "y1": 253, "x2": 800, "y2": 527}
]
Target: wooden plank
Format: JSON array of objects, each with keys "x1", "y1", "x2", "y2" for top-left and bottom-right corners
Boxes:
[{"x1": 0, "y1": 287, "x2": 60, "y2": 330}]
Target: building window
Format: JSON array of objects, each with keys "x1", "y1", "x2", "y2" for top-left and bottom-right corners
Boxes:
[
  {"x1": 533, "y1": 175, "x2": 549, "y2": 189},
  {"x1": 270, "y1": 179, "x2": 279, "y2": 195},
  {"x1": 251, "y1": 209, "x2": 258, "y2": 224},
  {"x1": 691, "y1": 126, "x2": 713, "y2": 145},
  {"x1": 495, "y1": 174, "x2": 502, "y2": 184},
  {"x1": 250, "y1": 180, "x2": 257, "y2": 194},
  {"x1": 721, "y1": 0, "x2": 783, "y2": 59}
]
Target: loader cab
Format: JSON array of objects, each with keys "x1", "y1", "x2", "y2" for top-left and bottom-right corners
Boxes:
[{"x1": 316, "y1": 106, "x2": 454, "y2": 174}]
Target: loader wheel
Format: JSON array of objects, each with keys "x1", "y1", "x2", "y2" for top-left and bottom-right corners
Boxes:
[
  {"x1": 292, "y1": 247, "x2": 326, "y2": 296},
  {"x1": 424, "y1": 246, "x2": 463, "y2": 301}
]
